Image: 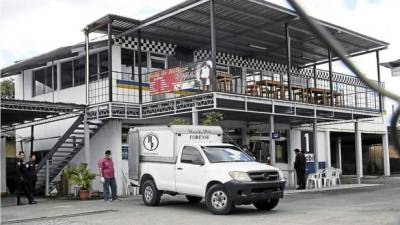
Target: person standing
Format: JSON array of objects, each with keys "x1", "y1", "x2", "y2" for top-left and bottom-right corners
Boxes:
[
  {"x1": 25, "y1": 154, "x2": 38, "y2": 200},
  {"x1": 98, "y1": 150, "x2": 118, "y2": 202},
  {"x1": 294, "y1": 148, "x2": 306, "y2": 190},
  {"x1": 15, "y1": 151, "x2": 36, "y2": 205}
]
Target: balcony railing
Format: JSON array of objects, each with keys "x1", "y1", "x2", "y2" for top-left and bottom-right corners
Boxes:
[{"x1": 88, "y1": 61, "x2": 382, "y2": 112}]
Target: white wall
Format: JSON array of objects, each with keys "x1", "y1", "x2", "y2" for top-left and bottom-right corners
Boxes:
[{"x1": 70, "y1": 120, "x2": 123, "y2": 195}]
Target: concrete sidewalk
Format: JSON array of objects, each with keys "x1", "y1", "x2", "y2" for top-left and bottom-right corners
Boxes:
[{"x1": 285, "y1": 183, "x2": 382, "y2": 194}]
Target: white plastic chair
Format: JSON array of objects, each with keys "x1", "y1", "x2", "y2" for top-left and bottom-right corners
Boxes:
[
  {"x1": 306, "y1": 170, "x2": 323, "y2": 189},
  {"x1": 332, "y1": 168, "x2": 342, "y2": 186},
  {"x1": 322, "y1": 168, "x2": 334, "y2": 187}
]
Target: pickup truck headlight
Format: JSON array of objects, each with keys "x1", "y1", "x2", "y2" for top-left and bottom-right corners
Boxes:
[{"x1": 228, "y1": 171, "x2": 251, "y2": 182}]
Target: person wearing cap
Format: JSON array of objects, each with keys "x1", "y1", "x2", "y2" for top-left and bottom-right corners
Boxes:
[
  {"x1": 98, "y1": 150, "x2": 118, "y2": 202},
  {"x1": 294, "y1": 148, "x2": 306, "y2": 190}
]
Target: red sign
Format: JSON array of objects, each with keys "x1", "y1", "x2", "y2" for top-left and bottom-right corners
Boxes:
[{"x1": 149, "y1": 61, "x2": 210, "y2": 95}]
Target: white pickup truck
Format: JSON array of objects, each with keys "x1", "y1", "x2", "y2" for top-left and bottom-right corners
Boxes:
[{"x1": 128, "y1": 125, "x2": 285, "y2": 214}]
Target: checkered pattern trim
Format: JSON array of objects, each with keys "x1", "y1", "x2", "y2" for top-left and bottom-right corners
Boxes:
[
  {"x1": 114, "y1": 36, "x2": 176, "y2": 55},
  {"x1": 194, "y1": 49, "x2": 367, "y2": 86}
]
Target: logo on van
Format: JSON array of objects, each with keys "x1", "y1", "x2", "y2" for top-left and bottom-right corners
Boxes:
[{"x1": 143, "y1": 133, "x2": 159, "y2": 151}]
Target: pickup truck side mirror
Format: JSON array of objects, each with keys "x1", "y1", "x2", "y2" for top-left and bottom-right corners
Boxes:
[{"x1": 192, "y1": 159, "x2": 205, "y2": 166}]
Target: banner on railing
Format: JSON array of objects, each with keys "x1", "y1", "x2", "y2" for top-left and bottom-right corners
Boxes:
[{"x1": 149, "y1": 60, "x2": 211, "y2": 95}]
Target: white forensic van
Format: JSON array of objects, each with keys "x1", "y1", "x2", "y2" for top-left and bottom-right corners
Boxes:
[{"x1": 128, "y1": 125, "x2": 285, "y2": 214}]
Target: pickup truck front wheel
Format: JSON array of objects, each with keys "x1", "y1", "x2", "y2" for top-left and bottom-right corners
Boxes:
[
  {"x1": 206, "y1": 184, "x2": 234, "y2": 215},
  {"x1": 141, "y1": 180, "x2": 161, "y2": 206},
  {"x1": 253, "y1": 198, "x2": 280, "y2": 211}
]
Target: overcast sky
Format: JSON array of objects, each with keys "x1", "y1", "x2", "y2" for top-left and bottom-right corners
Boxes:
[{"x1": 0, "y1": 0, "x2": 399, "y2": 117}]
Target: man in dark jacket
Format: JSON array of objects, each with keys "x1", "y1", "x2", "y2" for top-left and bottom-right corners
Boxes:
[
  {"x1": 25, "y1": 154, "x2": 38, "y2": 199},
  {"x1": 294, "y1": 148, "x2": 306, "y2": 190},
  {"x1": 15, "y1": 151, "x2": 36, "y2": 205}
]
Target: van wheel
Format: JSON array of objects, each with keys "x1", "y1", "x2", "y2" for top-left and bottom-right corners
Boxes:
[
  {"x1": 141, "y1": 180, "x2": 161, "y2": 206},
  {"x1": 253, "y1": 198, "x2": 280, "y2": 210},
  {"x1": 186, "y1": 195, "x2": 202, "y2": 203},
  {"x1": 206, "y1": 184, "x2": 233, "y2": 215}
]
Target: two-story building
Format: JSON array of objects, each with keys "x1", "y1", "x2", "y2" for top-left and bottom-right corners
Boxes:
[{"x1": 1, "y1": 0, "x2": 392, "y2": 195}]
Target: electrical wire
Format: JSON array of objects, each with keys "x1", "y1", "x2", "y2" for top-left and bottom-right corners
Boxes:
[{"x1": 287, "y1": 0, "x2": 400, "y2": 153}]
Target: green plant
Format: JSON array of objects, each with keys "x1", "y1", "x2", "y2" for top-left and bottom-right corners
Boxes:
[
  {"x1": 1, "y1": 78, "x2": 15, "y2": 99},
  {"x1": 63, "y1": 163, "x2": 96, "y2": 190},
  {"x1": 169, "y1": 117, "x2": 191, "y2": 125},
  {"x1": 201, "y1": 111, "x2": 223, "y2": 125}
]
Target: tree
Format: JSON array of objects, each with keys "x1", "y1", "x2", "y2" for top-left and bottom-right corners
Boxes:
[
  {"x1": 1, "y1": 78, "x2": 15, "y2": 99},
  {"x1": 169, "y1": 117, "x2": 191, "y2": 125},
  {"x1": 201, "y1": 111, "x2": 223, "y2": 125}
]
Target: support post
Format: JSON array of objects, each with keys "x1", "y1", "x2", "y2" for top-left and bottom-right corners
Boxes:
[
  {"x1": 45, "y1": 160, "x2": 50, "y2": 197},
  {"x1": 285, "y1": 23, "x2": 292, "y2": 101},
  {"x1": 51, "y1": 60, "x2": 55, "y2": 103},
  {"x1": 269, "y1": 115, "x2": 275, "y2": 166},
  {"x1": 84, "y1": 110, "x2": 90, "y2": 166},
  {"x1": 376, "y1": 51, "x2": 383, "y2": 112},
  {"x1": 137, "y1": 29, "x2": 143, "y2": 104},
  {"x1": 313, "y1": 65, "x2": 317, "y2": 88},
  {"x1": 107, "y1": 22, "x2": 113, "y2": 102},
  {"x1": 313, "y1": 118, "x2": 319, "y2": 172},
  {"x1": 85, "y1": 29, "x2": 90, "y2": 105},
  {"x1": 328, "y1": 50, "x2": 334, "y2": 106},
  {"x1": 382, "y1": 131, "x2": 391, "y2": 176},
  {"x1": 210, "y1": 0, "x2": 217, "y2": 91},
  {"x1": 325, "y1": 130, "x2": 331, "y2": 168},
  {"x1": 192, "y1": 107, "x2": 198, "y2": 125},
  {"x1": 336, "y1": 137, "x2": 342, "y2": 169},
  {"x1": 355, "y1": 120, "x2": 363, "y2": 184},
  {"x1": 30, "y1": 126, "x2": 34, "y2": 156}
]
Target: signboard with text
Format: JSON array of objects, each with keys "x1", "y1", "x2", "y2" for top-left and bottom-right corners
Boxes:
[{"x1": 149, "y1": 61, "x2": 211, "y2": 95}]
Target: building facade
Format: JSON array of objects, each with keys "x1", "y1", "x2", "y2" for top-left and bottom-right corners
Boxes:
[{"x1": 1, "y1": 0, "x2": 393, "y2": 195}]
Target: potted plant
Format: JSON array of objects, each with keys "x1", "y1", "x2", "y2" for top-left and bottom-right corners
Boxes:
[{"x1": 63, "y1": 163, "x2": 97, "y2": 200}]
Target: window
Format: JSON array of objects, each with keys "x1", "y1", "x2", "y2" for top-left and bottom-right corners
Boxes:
[
  {"x1": 99, "y1": 51, "x2": 109, "y2": 79},
  {"x1": 61, "y1": 61, "x2": 73, "y2": 89},
  {"x1": 151, "y1": 58, "x2": 166, "y2": 69},
  {"x1": 135, "y1": 51, "x2": 148, "y2": 68},
  {"x1": 89, "y1": 54, "x2": 98, "y2": 81},
  {"x1": 181, "y1": 146, "x2": 204, "y2": 164},
  {"x1": 73, "y1": 57, "x2": 85, "y2": 86},
  {"x1": 202, "y1": 146, "x2": 253, "y2": 163},
  {"x1": 33, "y1": 69, "x2": 45, "y2": 96},
  {"x1": 33, "y1": 66, "x2": 57, "y2": 96},
  {"x1": 121, "y1": 48, "x2": 134, "y2": 74}
]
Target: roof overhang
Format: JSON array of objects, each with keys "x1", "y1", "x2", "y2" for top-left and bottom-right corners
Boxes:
[{"x1": 112, "y1": 0, "x2": 388, "y2": 66}]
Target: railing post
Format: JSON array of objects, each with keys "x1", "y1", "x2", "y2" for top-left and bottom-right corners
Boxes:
[
  {"x1": 137, "y1": 29, "x2": 143, "y2": 104},
  {"x1": 108, "y1": 21, "x2": 113, "y2": 103},
  {"x1": 328, "y1": 50, "x2": 334, "y2": 106},
  {"x1": 210, "y1": 0, "x2": 217, "y2": 92},
  {"x1": 85, "y1": 29, "x2": 90, "y2": 105},
  {"x1": 285, "y1": 23, "x2": 292, "y2": 101},
  {"x1": 45, "y1": 160, "x2": 50, "y2": 197}
]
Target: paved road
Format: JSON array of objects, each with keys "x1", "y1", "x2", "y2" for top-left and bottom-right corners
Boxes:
[{"x1": 2, "y1": 181, "x2": 400, "y2": 225}]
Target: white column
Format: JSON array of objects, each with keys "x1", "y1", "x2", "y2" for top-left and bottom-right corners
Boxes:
[
  {"x1": 325, "y1": 130, "x2": 331, "y2": 168},
  {"x1": 269, "y1": 115, "x2": 275, "y2": 165},
  {"x1": 382, "y1": 131, "x2": 391, "y2": 176},
  {"x1": 355, "y1": 121, "x2": 363, "y2": 184},
  {"x1": 84, "y1": 110, "x2": 91, "y2": 166},
  {"x1": 313, "y1": 119, "x2": 319, "y2": 171},
  {"x1": 337, "y1": 137, "x2": 342, "y2": 170},
  {"x1": 192, "y1": 107, "x2": 198, "y2": 125}
]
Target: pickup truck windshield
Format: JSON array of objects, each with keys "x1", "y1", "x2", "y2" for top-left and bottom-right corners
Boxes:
[{"x1": 202, "y1": 146, "x2": 254, "y2": 163}]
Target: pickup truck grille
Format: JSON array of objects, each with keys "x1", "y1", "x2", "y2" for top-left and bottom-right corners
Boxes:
[{"x1": 248, "y1": 171, "x2": 279, "y2": 182}]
